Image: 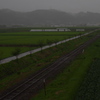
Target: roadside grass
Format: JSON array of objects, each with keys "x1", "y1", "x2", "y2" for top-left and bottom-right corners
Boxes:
[
  {"x1": 31, "y1": 35, "x2": 100, "y2": 100},
  {"x1": 74, "y1": 39, "x2": 100, "y2": 100},
  {"x1": 75, "y1": 59, "x2": 100, "y2": 100},
  {"x1": 0, "y1": 45, "x2": 71, "y2": 92},
  {"x1": 0, "y1": 31, "x2": 99, "y2": 93}
]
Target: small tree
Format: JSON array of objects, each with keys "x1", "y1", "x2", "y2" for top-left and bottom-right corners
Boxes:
[
  {"x1": 28, "y1": 46, "x2": 34, "y2": 58},
  {"x1": 62, "y1": 36, "x2": 67, "y2": 44},
  {"x1": 38, "y1": 40, "x2": 44, "y2": 52},
  {"x1": 46, "y1": 39, "x2": 52, "y2": 47},
  {"x1": 53, "y1": 39, "x2": 59, "y2": 46},
  {"x1": 0, "y1": 51, "x2": 3, "y2": 65},
  {"x1": 12, "y1": 48, "x2": 21, "y2": 63}
]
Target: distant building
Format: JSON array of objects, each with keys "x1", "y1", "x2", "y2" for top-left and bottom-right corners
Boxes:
[
  {"x1": 57, "y1": 28, "x2": 71, "y2": 31},
  {"x1": 44, "y1": 29, "x2": 57, "y2": 31},
  {"x1": 30, "y1": 29, "x2": 43, "y2": 32},
  {"x1": 76, "y1": 29, "x2": 85, "y2": 31},
  {"x1": 30, "y1": 28, "x2": 71, "y2": 32}
]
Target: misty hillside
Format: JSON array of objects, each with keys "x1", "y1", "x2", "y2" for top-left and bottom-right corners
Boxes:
[{"x1": 0, "y1": 9, "x2": 100, "y2": 26}]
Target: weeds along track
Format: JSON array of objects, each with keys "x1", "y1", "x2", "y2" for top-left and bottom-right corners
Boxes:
[{"x1": 0, "y1": 35, "x2": 100, "y2": 100}]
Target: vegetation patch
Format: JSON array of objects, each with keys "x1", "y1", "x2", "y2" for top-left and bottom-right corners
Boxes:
[
  {"x1": 0, "y1": 30, "x2": 99, "y2": 95},
  {"x1": 31, "y1": 34, "x2": 100, "y2": 100},
  {"x1": 0, "y1": 31, "x2": 85, "y2": 59},
  {"x1": 75, "y1": 59, "x2": 100, "y2": 100}
]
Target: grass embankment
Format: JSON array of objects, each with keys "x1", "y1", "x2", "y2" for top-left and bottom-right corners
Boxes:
[
  {"x1": 0, "y1": 31, "x2": 84, "y2": 59},
  {"x1": 75, "y1": 59, "x2": 100, "y2": 100},
  {"x1": 0, "y1": 31, "x2": 99, "y2": 94},
  {"x1": 31, "y1": 34, "x2": 100, "y2": 100}
]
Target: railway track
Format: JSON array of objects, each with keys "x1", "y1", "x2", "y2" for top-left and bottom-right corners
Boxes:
[{"x1": 0, "y1": 35, "x2": 100, "y2": 100}]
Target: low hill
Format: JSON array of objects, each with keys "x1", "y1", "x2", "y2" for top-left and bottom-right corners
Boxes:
[{"x1": 0, "y1": 9, "x2": 100, "y2": 26}]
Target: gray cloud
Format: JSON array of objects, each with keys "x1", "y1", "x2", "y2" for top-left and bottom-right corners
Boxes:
[{"x1": 0, "y1": 0, "x2": 100, "y2": 13}]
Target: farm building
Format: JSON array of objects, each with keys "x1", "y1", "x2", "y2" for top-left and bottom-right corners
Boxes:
[
  {"x1": 44, "y1": 29, "x2": 57, "y2": 31},
  {"x1": 30, "y1": 28, "x2": 71, "y2": 32},
  {"x1": 76, "y1": 29, "x2": 85, "y2": 31},
  {"x1": 57, "y1": 28, "x2": 71, "y2": 31},
  {"x1": 30, "y1": 29, "x2": 43, "y2": 32}
]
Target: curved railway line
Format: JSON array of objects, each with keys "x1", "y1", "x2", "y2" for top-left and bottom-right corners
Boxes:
[{"x1": 0, "y1": 34, "x2": 100, "y2": 100}]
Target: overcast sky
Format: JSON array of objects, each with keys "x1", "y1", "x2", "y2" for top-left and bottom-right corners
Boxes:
[{"x1": 0, "y1": 0, "x2": 100, "y2": 13}]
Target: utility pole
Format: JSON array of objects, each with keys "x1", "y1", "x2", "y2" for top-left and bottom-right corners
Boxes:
[{"x1": 43, "y1": 79, "x2": 46, "y2": 96}]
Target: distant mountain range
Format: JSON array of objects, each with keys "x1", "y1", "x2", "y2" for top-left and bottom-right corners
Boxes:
[{"x1": 0, "y1": 9, "x2": 100, "y2": 26}]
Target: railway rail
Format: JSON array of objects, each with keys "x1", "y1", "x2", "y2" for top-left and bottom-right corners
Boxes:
[{"x1": 0, "y1": 35, "x2": 100, "y2": 100}]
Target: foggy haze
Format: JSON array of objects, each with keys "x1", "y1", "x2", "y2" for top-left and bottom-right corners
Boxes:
[{"x1": 0, "y1": 0, "x2": 100, "y2": 13}]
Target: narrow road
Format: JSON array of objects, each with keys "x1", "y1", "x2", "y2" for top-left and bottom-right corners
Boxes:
[{"x1": 0, "y1": 30, "x2": 97, "y2": 65}]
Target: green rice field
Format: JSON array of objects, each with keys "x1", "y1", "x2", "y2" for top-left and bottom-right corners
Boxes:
[
  {"x1": 0, "y1": 31, "x2": 84, "y2": 44},
  {"x1": 0, "y1": 31, "x2": 85, "y2": 58}
]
